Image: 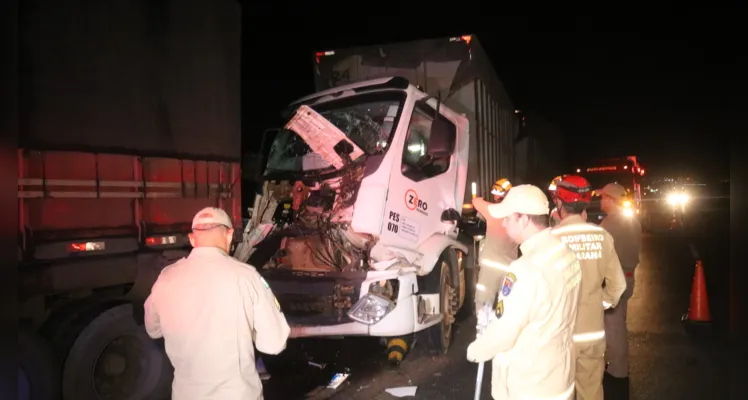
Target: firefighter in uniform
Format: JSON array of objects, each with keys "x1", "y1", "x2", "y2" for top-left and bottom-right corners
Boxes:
[
  {"x1": 548, "y1": 176, "x2": 563, "y2": 226},
  {"x1": 550, "y1": 175, "x2": 587, "y2": 225},
  {"x1": 467, "y1": 184, "x2": 581, "y2": 400},
  {"x1": 598, "y1": 183, "x2": 641, "y2": 395},
  {"x1": 472, "y1": 178, "x2": 519, "y2": 318},
  {"x1": 549, "y1": 176, "x2": 627, "y2": 400},
  {"x1": 145, "y1": 207, "x2": 290, "y2": 400}
]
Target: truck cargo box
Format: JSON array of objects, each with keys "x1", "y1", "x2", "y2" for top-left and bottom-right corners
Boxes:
[
  {"x1": 20, "y1": 0, "x2": 241, "y2": 160},
  {"x1": 312, "y1": 35, "x2": 520, "y2": 202},
  {"x1": 515, "y1": 111, "x2": 566, "y2": 186}
]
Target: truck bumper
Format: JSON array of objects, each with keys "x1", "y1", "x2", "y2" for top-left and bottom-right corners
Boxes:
[{"x1": 287, "y1": 269, "x2": 442, "y2": 338}]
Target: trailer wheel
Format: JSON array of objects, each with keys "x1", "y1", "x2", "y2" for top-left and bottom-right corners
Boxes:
[
  {"x1": 419, "y1": 250, "x2": 457, "y2": 354},
  {"x1": 18, "y1": 327, "x2": 61, "y2": 400},
  {"x1": 61, "y1": 304, "x2": 173, "y2": 400}
]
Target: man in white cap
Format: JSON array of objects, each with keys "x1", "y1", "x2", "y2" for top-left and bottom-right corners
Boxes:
[
  {"x1": 472, "y1": 177, "x2": 519, "y2": 321},
  {"x1": 467, "y1": 185, "x2": 582, "y2": 400},
  {"x1": 598, "y1": 183, "x2": 641, "y2": 396},
  {"x1": 144, "y1": 207, "x2": 290, "y2": 400}
]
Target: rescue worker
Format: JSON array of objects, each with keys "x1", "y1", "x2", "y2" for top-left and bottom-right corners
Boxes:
[
  {"x1": 472, "y1": 178, "x2": 519, "y2": 318},
  {"x1": 549, "y1": 175, "x2": 587, "y2": 225},
  {"x1": 548, "y1": 175, "x2": 563, "y2": 226},
  {"x1": 144, "y1": 207, "x2": 290, "y2": 400},
  {"x1": 549, "y1": 175, "x2": 627, "y2": 400},
  {"x1": 467, "y1": 184, "x2": 581, "y2": 400},
  {"x1": 598, "y1": 183, "x2": 642, "y2": 396}
]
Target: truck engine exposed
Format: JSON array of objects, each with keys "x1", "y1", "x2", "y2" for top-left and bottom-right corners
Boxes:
[{"x1": 241, "y1": 104, "x2": 394, "y2": 273}]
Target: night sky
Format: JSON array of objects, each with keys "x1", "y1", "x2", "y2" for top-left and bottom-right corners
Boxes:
[{"x1": 243, "y1": 15, "x2": 739, "y2": 181}]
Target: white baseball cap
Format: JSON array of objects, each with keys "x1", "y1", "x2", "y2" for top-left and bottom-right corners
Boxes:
[
  {"x1": 596, "y1": 183, "x2": 627, "y2": 199},
  {"x1": 191, "y1": 207, "x2": 233, "y2": 230},
  {"x1": 487, "y1": 184, "x2": 550, "y2": 219}
]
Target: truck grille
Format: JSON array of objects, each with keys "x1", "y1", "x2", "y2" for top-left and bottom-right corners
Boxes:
[{"x1": 261, "y1": 269, "x2": 367, "y2": 326}]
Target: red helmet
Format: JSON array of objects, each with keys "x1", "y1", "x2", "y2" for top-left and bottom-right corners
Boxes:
[{"x1": 551, "y1": 175, "x2": 592, "y2": 204}]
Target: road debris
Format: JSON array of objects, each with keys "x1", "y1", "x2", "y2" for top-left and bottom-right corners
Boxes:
[
  {"x1": 327, "y1": 372, "x2": 350, "y2": 389},
  {"x1": 309, "y1": 361, "x2": 327, "y2": 369},
  {"x1": 385, "y1": 386, "x2": 418, "y2": 397}
]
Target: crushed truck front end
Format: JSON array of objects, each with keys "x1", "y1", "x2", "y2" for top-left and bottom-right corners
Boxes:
[
  {"x1": 238, "y1": 77, "x2": 470, "y2": 342},
  {"x1": 265, "y1": 267, "x2": 439, "y2": 338}
]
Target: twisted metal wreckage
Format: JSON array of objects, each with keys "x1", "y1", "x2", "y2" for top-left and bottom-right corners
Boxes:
[{"x1": 235, "y1": 105, "x2": 406, "y2": 280}]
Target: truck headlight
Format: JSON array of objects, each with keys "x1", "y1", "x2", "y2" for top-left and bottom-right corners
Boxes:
[
  {"x1": 347, "y1": 293, "x2": 395, "y2": 325},
  {"x1": 667, "y1": 193, "x2": 689, "y2": 205},
  {"x1": 623, "y1": 208, "x2": 634, "y2": 217}
]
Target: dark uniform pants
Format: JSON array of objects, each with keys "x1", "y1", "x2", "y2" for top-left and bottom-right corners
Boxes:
[{"x1": 604, "y1": 275, "x2": 635, "y2": 378}]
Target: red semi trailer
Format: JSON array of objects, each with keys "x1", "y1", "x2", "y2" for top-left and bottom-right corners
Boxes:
[{"x1": 17, "y1": 1, "x2": 242, "y2": 399}]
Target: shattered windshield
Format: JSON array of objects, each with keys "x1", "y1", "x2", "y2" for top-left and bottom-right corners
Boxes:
[{"x1": 266, "y1": 91, "x2": 406, "y2": 173}]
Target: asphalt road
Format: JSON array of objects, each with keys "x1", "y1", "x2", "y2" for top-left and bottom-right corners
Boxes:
[{"x1": 262, "y1": 200, "x2": 740, "y2": 400}]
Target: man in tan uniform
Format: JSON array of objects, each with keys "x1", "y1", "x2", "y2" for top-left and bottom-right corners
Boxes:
[
  {"x1": 472, "y1": 178, "x2": 519, "y2": 316},
  {"x1": 145, "y1": 207, "x2": 290, "y2": 400},
  {"x1": 598, "y1": 183, "x2": 642, "y2": 394},
  {"x1": 467, "y1": 184, "x2": 581, "y2": 400},
  {"x1": 550, "y1": 175, "x2": 627, "y2": 400}
]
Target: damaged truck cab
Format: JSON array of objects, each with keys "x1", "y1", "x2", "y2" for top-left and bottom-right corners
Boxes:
[{"x1": 240, "y1": 77, "x2": 472, "y2": 352}]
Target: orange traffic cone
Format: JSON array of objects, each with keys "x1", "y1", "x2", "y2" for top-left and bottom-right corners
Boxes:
[{"x1": 685, "y1": 260, "x2": 711, "y2": 323}]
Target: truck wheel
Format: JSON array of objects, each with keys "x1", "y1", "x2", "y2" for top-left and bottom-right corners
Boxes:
[
  {"x1": 41, "y1": 300, "x2": 117, "y2": 362},
  {"x1": 419, "y1": 251, "x2": 458, "y2": 354},
  {"x1": 18, "y1": 327, "x2": 61, "y2": 400},
  {"x1": 459, "y1": 245, "x2": 479, "y2": 318},
  {"x1": 61, "y1": 304, "x2": 173, "y2": 400}
]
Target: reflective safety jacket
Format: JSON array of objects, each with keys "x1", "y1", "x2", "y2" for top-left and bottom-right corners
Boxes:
[
  {"x1": 467, "y1": 228, "x2": 581, "y2": 400},
  {"x1": 552, "y1": 215, "x2": 626, "y2": 344},
  {"x1": 145, "y1": 247, "x2": 291, "y2": 400},
  {"x1": 473, "y1": 198, "x2": 519, "y2": 307}
]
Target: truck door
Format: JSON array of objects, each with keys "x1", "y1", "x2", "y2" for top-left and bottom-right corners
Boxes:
[{"x1": 381, "y1": 101, "x2": 460, "y2": 248}]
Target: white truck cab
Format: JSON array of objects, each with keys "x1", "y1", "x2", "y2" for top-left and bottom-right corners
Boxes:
[{"x1": 237, "y1": 77, "x2": 476, "y2": 353}]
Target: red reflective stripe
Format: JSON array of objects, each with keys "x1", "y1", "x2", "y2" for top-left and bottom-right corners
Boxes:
[{"x1": 625, "y1": 271, "x2": 633, "y2": 277}]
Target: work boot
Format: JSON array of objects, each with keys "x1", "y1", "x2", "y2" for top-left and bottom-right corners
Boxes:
[{"x1": 603, "y1": 371, "x2": 630, "y2": 400}]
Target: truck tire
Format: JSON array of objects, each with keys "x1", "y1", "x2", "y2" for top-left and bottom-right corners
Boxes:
[
  {"x1": 61, "y1": 303, "x2": 173, "y2": 400},
  {"x1": 418, "y1": 250, "x2": 458, "y2": 354},
  {"x1": 18, "y1": 327, "x2": 61, "y2": 400},
  {"x1": 41, "y1": 300, "x2": 117, "y2": 362},
  {"x1": 461, "y1": 248, "x2": 479, "y2": 318}
]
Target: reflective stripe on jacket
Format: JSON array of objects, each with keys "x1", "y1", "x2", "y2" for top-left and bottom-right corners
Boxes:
[{"x1": 552, "y1": 215, "x2": 626, "y2": 341}]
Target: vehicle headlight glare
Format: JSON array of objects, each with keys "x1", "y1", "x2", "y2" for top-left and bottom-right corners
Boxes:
[{"x1": 668, "y1": 193, "x2": 689, "y2": 205}]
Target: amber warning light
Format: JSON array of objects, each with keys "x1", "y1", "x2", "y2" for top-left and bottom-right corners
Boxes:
[
  {"x1": 449, "y1": 35, "x2": 473, "y2": 44},
  {"x1": 587, "y1": 166, "x2": 618, "y2": 172}
]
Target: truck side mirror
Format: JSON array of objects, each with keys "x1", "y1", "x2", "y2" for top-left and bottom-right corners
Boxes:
[
  {"x1": 427, "y1": 117, "x2": 455, "y2": 158},
  {"x1": 440, "y1": 208, "x2": 462, "y2": 224}
]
